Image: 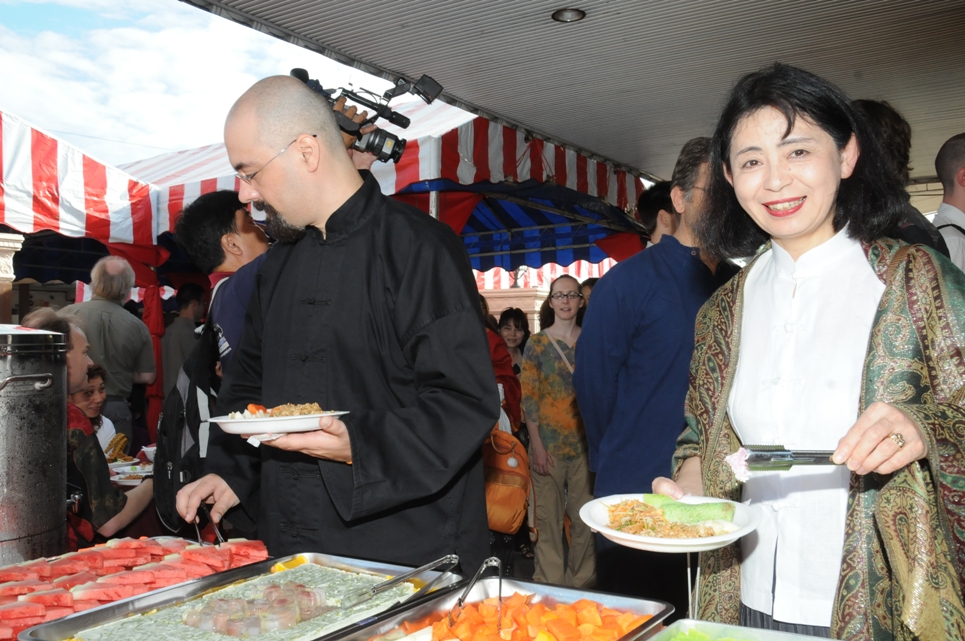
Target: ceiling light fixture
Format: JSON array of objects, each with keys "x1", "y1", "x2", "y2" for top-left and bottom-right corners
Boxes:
[{"x1": 551, "y1": 8, "x2": 586, "y2": 23}]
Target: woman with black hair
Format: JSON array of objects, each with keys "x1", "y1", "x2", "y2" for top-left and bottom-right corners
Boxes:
[
  {"x1": 498, "y1": 307, "x2": 531, "y2": 375},
  {"x1": 654, "y1": 63, "x2": 965, "y2": 639}
]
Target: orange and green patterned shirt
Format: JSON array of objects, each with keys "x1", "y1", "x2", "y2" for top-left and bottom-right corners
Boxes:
[{"x1": 520, "y1": 332, "x2": 587, "y2": 461}]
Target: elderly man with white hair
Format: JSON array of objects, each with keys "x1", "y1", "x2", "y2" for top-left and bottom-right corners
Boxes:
[{"x1": 63, "y1": 256, "x2": 156, "y2": 453}]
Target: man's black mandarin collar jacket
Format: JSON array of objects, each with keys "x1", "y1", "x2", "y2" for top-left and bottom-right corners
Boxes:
[{"x1": 208, "y1": 174, "x2": 500, "y2": 573}]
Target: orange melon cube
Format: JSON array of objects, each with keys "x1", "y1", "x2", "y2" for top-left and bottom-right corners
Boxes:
[
  {"x1": 576, "y1": 607, "x2": 602, "y2": 627},
  {"x1": 546, "y1": 619, "x2": 581, "y2": 641}
]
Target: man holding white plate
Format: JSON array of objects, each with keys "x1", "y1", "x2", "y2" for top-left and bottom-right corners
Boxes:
[{"x1": 177, "y1": 76, "x2": 500, "y2": 573}]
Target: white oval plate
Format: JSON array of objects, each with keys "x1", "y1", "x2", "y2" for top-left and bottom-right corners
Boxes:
[
  {"x1": 113, "y1": 474, "x2": 148, "y2": 487},
  {"x1": 212, "y1": 411, "x2": 350, "y2": 436},
  {"x1": 109, "y1": 464, "x2": 153, "y2": 475},
  {"x1": 579, "y1": 493, "x2": 761, "y2": 554},
  {"x1": 107, "y1": 459, "x2": 140, "y2": 469}
]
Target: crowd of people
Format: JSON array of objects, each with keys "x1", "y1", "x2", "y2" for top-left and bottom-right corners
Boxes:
[{"x1": 23, "y1": 60, "x2": 965, "y2": 641}]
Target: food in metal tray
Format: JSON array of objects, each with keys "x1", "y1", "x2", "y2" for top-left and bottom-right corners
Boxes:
[
  {"x1": 229, "y1": 403, "x2": 325, "y2": 420},
  {"x1": 0, "y1": 537, "x2": 268, "y2": 636},
  {"x1": 607, "y1": 495, "x2": 737, "y2": 538},
  {"x1": 71, "y1": 562, "x2": 415, "y2": 641},
  {"x1": 366, "y1": 591, "x2": 653, "y2": 641}
]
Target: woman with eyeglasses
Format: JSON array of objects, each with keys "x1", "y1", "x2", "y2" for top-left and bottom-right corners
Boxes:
[{"x1": 520, "y1": 275, "x2": 595, "y2": 587}]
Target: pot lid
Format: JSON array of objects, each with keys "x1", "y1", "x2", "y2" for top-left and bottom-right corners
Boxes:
[{"x1": 0, "y1": 324, "x2": 67, "y2": 354}]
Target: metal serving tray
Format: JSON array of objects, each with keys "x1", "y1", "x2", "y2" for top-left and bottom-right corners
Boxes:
[
  {"x1": 328, "y1": 577, "x2": 673, "y2": 641},
  {"x1": 21, "y1": 552, "x2": 463, "y2": 641},
  {"x1": 642, "y1": 619, "x2": 830, "y2": 641}
]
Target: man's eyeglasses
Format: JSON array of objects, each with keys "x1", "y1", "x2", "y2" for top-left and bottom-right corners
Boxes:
[
  {"x1": 235, "y1": 135, "x2": 317, "y2": 185},
  {"x1": 550, "y1": 292, "x2": 583, "y2": 300}
]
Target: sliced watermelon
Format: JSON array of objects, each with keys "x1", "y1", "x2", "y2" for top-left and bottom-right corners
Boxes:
[
  {"x1": 100, "y1": 569, "x2": 155, "y2": 584},
  {"x1": 0, "y1": 568, "x2": 38, "y2": 583},
  {"x1": 91, "y1": 567, "x2": 116, "y2": 577},
  {"x1": 101, "y1": 557, "x2": 132, "y2": 568},
  {"x1": 52, "y1": 572, "x2": 97, "y2": 590},
  {"x1": 42, "y1": 606, "x2": 74, "y2": 622},
  {"x1": 155, "y1": 538, "x2": 189, "y2": 554},
  {"x1": 128, "y1": 554, "x2": 151, "y2": 567},
  {"x1": 0, "y1": 623, "x2": 11, "y2": 639},
  {"x1": 48, "y1": 557, "x2": 89, "y2": 575},
  {"x1": 182, "y1": 545, "x2": 231, "y2": 571},
  {"x1": 19, "y1": 588, "x2": 73, "y2": 608},
  {"x1": 107, "y1": 537, "x2": 146, "y2": 549},
  {"x1": 148, "y1": 578, "x2": 185, "y2": 589},
  {"x1": 0, "y1": 599, "x2": 15, "y2": 606},
  {"x1": 8, "y1": 617, "x2": 46, "y2": 635},
  {"x1": 0, "y1": 580, "x2": 51, "y2": 597},
  {"x1": 222, "y1": 539, "x2": 268, "y2": 559},
  {"x1": 134, "y1": 563, "x2": 185, "y2": 580},
  {"x1": 70, "y1": 582, "x2": 136, "y2": 602},
  {"x1": 71, "y1": 551, "x2": 105, "y2": 569},
  {"x1": 90, "y1": 547, "x2": 135, "y2": 559},
  {"x1": 0, "y1": 601, "x2": 45, "y2": 620},
  {"x1": 158, "y1": 559, "x2": 214, "y2": 578},
  {"x1": 71, "y1": 600, "x2": 100, "y2": 612},
  {"x1": 16, "y1": 559, "x2": 52, "y2": 579}
]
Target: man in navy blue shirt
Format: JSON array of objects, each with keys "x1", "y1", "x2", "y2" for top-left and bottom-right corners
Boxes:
[
  {"x1": 174, "y1": 190, "x2": 270, "y2": 373},
  {"x1": 575, "y1": 138, "x2": 733, "y2": 613}
]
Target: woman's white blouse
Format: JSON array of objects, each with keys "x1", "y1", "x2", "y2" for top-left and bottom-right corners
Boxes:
[
  {"x1": 96, "y1": 415, "x2": 117, "y2": 453},
  {"x1": 727, "y1": 228, "x2": 884, "y2": 627}
]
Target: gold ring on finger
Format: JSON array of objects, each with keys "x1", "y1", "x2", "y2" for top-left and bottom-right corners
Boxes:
[{"x1": 890, "y1": 432, "x2": 905, "y2": 449}]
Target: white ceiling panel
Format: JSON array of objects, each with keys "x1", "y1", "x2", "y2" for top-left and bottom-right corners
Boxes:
[{"x1": 182, "y1": 0, "x2": 965, "y2": 181}]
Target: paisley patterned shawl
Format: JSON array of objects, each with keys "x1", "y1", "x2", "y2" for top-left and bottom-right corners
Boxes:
[{"x1": 672, "y1": 238, "x2": 965, "y2": 640}]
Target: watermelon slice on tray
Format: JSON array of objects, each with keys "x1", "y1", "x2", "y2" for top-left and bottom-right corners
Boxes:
[
  {"x1": 19, "y1": 588, "x2": 73, "y2": 607},
  {"x1": 42, "y1": 606, "x2": 74, "y2": 622},
  {"x1": 51, "y1": 572, "x2": 96, "y2": 590},
  {"x1": 71, "y1": 600, "x2": 100, "y2": 612},
  {"x1": 181, "y1": 545, "x2": 232, "y2": 571},
  {"x1": 0, "y1": 601, "x2": 45, "y2": 620},
  {"x1": 0, "y1": 579, "x2": 51, "y2": 597}
]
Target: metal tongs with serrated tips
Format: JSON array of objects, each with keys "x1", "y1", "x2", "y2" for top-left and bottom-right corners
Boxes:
[
  {"x1": 745, "y1": 445, "x2": 837, "y2": 472},
  {"x1": 448, "y1": 557, "x2": 502, "y2": 628},
  {"x1": 339, "y1": 554, "x2": 460, "y2": 609}
]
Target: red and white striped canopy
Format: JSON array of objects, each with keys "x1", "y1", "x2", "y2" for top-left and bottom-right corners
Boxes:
[
  {"x1": 120, "y1": 97, "x2": 645, "y2": 236},
  {"x1": 475, "y1": 259, "x2": 616, "y2": 290},
  {"x1": 0, "y1": 111, "x2": 157, "y2": 246}
]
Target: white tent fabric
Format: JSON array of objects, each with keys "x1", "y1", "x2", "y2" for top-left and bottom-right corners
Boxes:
[
  {"x1": 0, "y1": 110, "x2": 158, "y2": 246},
  {"x1": 119, "y1": 97, "x2": 645, "y2": 236}
]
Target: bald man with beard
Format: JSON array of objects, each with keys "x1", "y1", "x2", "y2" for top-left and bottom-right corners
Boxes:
[{"x1": 177, "y1": 76, "x2": 499, "y2": 573}]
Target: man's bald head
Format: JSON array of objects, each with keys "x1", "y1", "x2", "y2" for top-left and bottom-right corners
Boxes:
[{"x1": 227, "y1": 76, "x2": 344, "y2": 154}]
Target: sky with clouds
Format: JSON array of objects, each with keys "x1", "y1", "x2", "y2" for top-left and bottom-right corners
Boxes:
[{"x1": 0, "y1": 0, "x2": 396, "y2": 166}]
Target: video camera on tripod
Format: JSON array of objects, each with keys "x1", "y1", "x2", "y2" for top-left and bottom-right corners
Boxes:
[{"x1": 290, "y1": 68, "x2": 443, "y2": 164}]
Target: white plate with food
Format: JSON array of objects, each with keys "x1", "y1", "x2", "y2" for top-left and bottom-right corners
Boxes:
[
  {"x1": 107, "y1": 458, "x2": 140, "y2": 470},
  {"x1": 580, "y1": 493, "x2": 761, "y2": 554},
  {"x1": 109, "y1": 464, "x2": 153, "y2": 475},
  {"x1": 212, "y1": 403, "x2": 349, "y2": 436},
  {"x1": 112, "y1": 473, "x2": 149, "y2": 487}
]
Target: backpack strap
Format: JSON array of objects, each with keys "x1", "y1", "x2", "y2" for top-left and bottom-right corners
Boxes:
[{"x1": 937, "y1": 223, "x2": 965, "y2": 237}]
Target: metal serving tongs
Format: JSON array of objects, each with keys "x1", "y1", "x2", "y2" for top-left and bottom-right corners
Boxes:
[
  {"x1": 744, "y1": 445, "x2": 837, "y2": 472},
  {"x1": 340, "y1": 553, "x2": 460, "y2": 609},
  {"x1": 197, "y1": 504, "x2": 226, "y2": 545},
  {"x1": 448, "y1": 557, "x2": 502, "y2": 629}
]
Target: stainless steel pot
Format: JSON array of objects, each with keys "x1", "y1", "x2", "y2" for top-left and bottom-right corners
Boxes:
[{"x1": 0, "y1": 324, "x2": 67, "y2": 564}]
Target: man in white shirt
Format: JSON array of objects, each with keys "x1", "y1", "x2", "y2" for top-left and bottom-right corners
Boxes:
[{"x1": 933, "y1": 133, "x2": 965, "y2": 270}]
